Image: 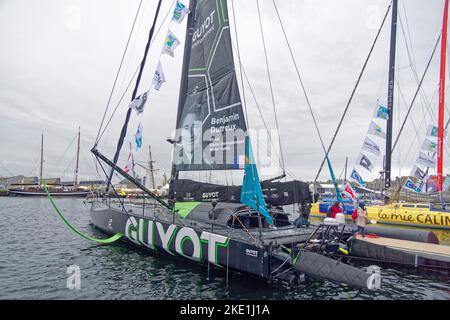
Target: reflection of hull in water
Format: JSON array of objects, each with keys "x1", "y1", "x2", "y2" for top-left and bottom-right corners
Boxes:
[{"x1": 311, "y1": 202, "x2": 450, "y2": 230}]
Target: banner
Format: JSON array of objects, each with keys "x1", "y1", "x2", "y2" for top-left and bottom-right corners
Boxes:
[
  {"x1": 162, "y1": 30, "x2": 180, "y2": 57},
  {"x1": 416, "y1": 152, "x2": 436, "y2": 168},
  {"x1": 349, "y1": 169, "x2": 366, "y2": 186},
  {"x1": 174, "y1": 0, "x2": 247, "y2": 171},
  {"x1": 341, "y1": 181, "x2": 357, "y2": 201},
  {"x1": 357, "y1": 153, "x2": 374, "y2": 172},
  {"x1": 128, "y1": 91, "x2": 148, "y2": 115},
  {"x1": 124, "y1": 152, "x2": 134, "y2": 174},
  {"x1": 410, "y1": 165, "x2": 426, "y2": 181},
  {"x1": 362, "y1": 136, "x2": 381, "y2": 157},
  {"x1": 404, "y1": 178, "x2": 421, "y2": 193},
  {"x1": 421, "y1": 138, "x2": 437, "y2": 152},
  {"x1": 172, "y1": 0, "x2": 190, "y2": 24},
  {"x1": 134, "y1": 123, "x2": 143, "y2": 150},
  {"x1": 374, "y1": 105, "x2": 389, "y2": 120},
  {"x1": 368, "y1": 121, "x2": 386, "y2": 139},
  {"x1": 426, "y1": 125, "x2": 438, "y2": 137},
  {"x1": 152, "y1": 61, "x2": 166, "y2": 90}
]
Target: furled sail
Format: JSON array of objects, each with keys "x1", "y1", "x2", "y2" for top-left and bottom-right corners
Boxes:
[{"x1": 174, "y1": 0, "x2": 247, "y2": 171}]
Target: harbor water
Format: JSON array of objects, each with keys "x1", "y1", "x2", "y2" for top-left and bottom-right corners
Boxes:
[{"x1": 0, "y1": 197, "x2": 449, "y2": 300}]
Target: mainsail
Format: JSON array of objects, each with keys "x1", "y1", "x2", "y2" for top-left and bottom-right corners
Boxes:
[{"x1": 174, "y1": 0, "x2": 247, "y2": 171}]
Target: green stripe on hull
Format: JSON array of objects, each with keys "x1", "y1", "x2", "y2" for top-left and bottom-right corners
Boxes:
[{"x1": 175, "y1": 202, "x2": 202, "y2": 218}]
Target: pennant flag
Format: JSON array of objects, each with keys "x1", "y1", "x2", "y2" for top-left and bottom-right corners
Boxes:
[
  {"x1": 341, "y1": 181, "x2": 357, "y2": 201},
  {"x1": 134, "y1": 123, "x2": 143, "y2": 150},
  {"x1": 128, "y1": 91, "x2": 148, "y2": 115},
  {"x1": 362, "y1": 136, "x2": 381, "y2": 157},
  {"x1": 426, "y1": 125, "x2": 438, "y2": 137},
  {"x1": 162, "y1": 30, "x2": 180, "y2": 57},
  {"x1": 416, "y1": 152, "x2": 436, "y2": 168},
  {"x1": 349, "y1": 169, "x2": 366, "y2": 187},
  {"x1": 172, "y1": 0, "x2": 190, "y2": 24},
  {"x1": 124, "y1": 152, "x2": 134, "y2": 174},
  {"x1": 443, "y1": 176, "x2": 450, "y2": 192},
  {"x1": 421, "y1": 138, "x2": 437, "y2": 152},
  {"x1": 240, "y1": 136, "x2": 273, "y2": 225},
  {"x1": 152, "y1": 61, "x2": 166, "y2": 90},
  {"x1": 357, "y1": 153, "x2": 374, "y2": 172},
  {"x1": 404, "y1": 178, "x2": 421, "y2": 193},
  {"x1": 410, "y1": 165, "x2": 426, "y2": 181},
  {"x1": 374, "y1": 105, "x2": 389, "y2": 120},
  {"x1": 368, "y1": 121, "x2": 386, "y2": 139}
]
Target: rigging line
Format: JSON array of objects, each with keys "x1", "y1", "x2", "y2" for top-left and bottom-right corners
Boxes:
[
  {"x1": 230, "y1": 0, "x2": 248, "y2": 128},
  {"x1": 311, "y1": 1, "x2": 392, "y2": 183},
  {"x1": 395, "y1": 78, "x2": 421, "y2": 151},
  {"x1": 399, "y1": 13, "x2": 432, "y2": 110},
  {"x1": 231, "y1": 42, "x2": 284, "y2": 171},
  {"x1": 96, "y1": 0, "x2": 176, "y2": 144},
  {"x1": 53, "y1": 133, "x2": 77, "y2": 168},
  {"x1": 95, "y1": 0, "x2": 143, "y2": 146},
  {"x1": 273, "y1": 0, "x2": 367, "y2": 175},
  {"x1": 256, "y1": 0, "x2": 285, "y2": 174},
  {"x1": 392, "y1": 33, "x2": 442, "y2": 153}
]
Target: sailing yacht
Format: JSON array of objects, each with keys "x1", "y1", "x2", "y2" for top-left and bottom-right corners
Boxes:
[
  {"x1": 88, "y1": 0, "x2": 381, "y2": 288},
  {"x1": 9, "y1": 129, "x2": 91, "y2": 197}
]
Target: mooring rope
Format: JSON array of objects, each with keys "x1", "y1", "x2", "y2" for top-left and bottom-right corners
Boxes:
[{"x1": 44, "y1": 185, "x2": 123, "y2": 244}]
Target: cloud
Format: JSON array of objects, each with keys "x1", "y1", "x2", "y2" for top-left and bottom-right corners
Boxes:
[{"x1": 0, "y1": 0, "x2": 447, "y2": 185}]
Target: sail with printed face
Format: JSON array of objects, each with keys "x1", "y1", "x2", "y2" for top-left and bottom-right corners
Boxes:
[{"x1": 174, "y1": 0, "x2": 247, "y2": 171}]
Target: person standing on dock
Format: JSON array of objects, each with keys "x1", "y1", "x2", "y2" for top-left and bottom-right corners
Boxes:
[
  {"x1": 329, "y1": 201, "x2": 343, "y2": 219},
  {"x1": 356, "y1": 202, "x2": 368, "y2": 237}
]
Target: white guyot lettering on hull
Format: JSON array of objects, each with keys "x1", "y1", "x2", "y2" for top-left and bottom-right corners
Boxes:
[
  {"x1": 156, "y1": 222, "x2": 178, "y2": 256},
  {"x1": 124, "y1": 218, "x2": 229, "y2": 264},
  {"x1": 125, "y1": 216, "x2": 140, "y2": 246},
  {"x1": 200, "y1": 231, "x2": 229, "y2": 265},
  {"x1": 175, "y1": 227, "x2": 201, "y2": 261}
]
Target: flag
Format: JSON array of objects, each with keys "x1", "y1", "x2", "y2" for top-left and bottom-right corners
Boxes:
[
  {"x1": 421, "y1": 138, "x2": 437, "y2": 152},
  {"x1": 416, "y1": 152, "x2": 436, "y2": 168},
  {"x1": 162, "y1": 30, "x2": 180, "y2": 57},
  {"x1": 426, "y1": 125, "x2": 438, "y2": 137},
  {"x1": 357, "y1": 153, "x2": 374, "y2": 172},
  {"x1": 172, "y1": 0, "x2": 190, "y2": 23},
  {"x1": 349, "y1": 169, "x2": 365, "y2": 186},
  {"x1": 443, "y1": 176, "x2": 450, "y2": 192},
  {"x1": 134, "y1": 123, "x2": 143, "y2": 150},
  {"x1": 152, "y1": 61, "x2": 166, "y2": 90},
  {"x1": 362, "y1": 136, "x2": 381, "y2": 157},
  {"x1": 240, "y1": 136, "x2": 273, "y2": 225},
  {"x1": 128, "y1": 91, "x2": 148, "y2": 115},
  {"x1": 374, "y1": 105, "x2": 389, "y2": 120},
  {"x1": 124, "y1": 152, "x2": 134, "y2": 174},
  {"x1": 404, "y1": 178, "x2": 421, "y2": 193},
  {"x1": 410, "y1": 165, "x2": 426, "y2": 181},
  {"x1": 368, "y1": 121, "x2": 386, "y2": 139},
  {"x1": 341, "y1": 181, "x2": 357, "y2": 201}
]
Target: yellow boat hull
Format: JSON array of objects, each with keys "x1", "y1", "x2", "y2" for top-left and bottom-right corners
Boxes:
[{"x1": 310, "y1": 203, "x2": 450, "y2": 229}]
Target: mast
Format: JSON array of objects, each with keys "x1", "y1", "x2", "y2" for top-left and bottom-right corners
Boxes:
[
  {"x1": 438, "y1": 0, "x2": 449, "y2": 192},
  {"x1": 384, "y1": 0, "x2": 398, "y2": 201},
  {"x1": 169, "y1": 0, "x2": 197, "y2": 200},
  {"x1": 105, "y1": 0, "x2": 163, "y2": 192},
  {"x1": 74, "y1": 126, "x2": 80, "y2": 188},
  {"x1": 148, "y1": 145, "x2": 156, "y2": 189},
  {"x1": 39, "y1": 133, "x2": 43, "y2": 186}
]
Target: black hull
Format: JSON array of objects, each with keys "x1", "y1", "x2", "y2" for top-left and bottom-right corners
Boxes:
[
  {"x1": 9, "y1": 190, "x2": 91, "y2": 197},
  {"x1": 89, "y1": 205, "x2": 287, "y2": 280}
]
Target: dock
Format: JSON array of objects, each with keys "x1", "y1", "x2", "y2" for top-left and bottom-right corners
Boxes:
[{"x1": 355, "y1": 234, "x2": 450, "y2": 263}]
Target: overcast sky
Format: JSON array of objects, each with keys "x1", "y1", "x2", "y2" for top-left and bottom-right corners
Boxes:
[{"x1": 0, "y1": 0, "x2": 448, "y2": 186}]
